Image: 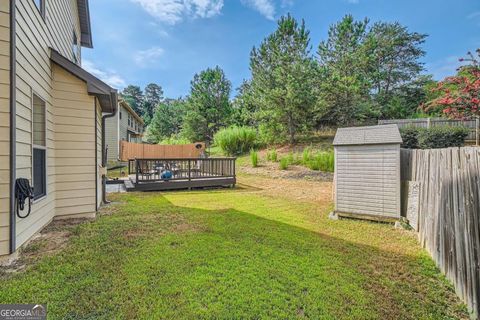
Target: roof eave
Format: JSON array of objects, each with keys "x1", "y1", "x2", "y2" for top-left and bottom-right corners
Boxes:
[
  {"x1": 50, "y1": 48, "x2": 117, "y2": 113},
  {"x1": 77, "y1": 0, "x2": 93, "y2": 48}
]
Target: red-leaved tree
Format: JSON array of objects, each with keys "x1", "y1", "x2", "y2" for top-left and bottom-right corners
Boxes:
[{"x1": 424, "y1": 49, "x2": 480, "y2": 119}]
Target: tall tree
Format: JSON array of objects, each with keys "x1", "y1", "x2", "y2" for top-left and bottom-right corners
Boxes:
[
  {"x1": 250, "y1": 14, "x2": 318, "y2": 143},
  {"x1": 143, "y1": 83, "x2": 164, "y2": 123},
  {"x1": 231, "y1": 80, "x2": 258, "y2": 127},
  {"x1": 182, "y1": 66, "x2": 232, "y2": 143},
  {"x1": 121, "y1": 85, "x2": 144, "y2": 116},
  {"x1": 364, "y1": 22, "x2": 427, "y2": 116},
  {"x1": 145, "y1": 98, "x2": 186, "y2": 143},
  {"x1": 317, "y1": 15, "x2": 372, "y2": 125}
]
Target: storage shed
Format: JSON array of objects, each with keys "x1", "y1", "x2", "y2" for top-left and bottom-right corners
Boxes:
[{"x1": 333, "y1": 125, "x2": 403, "y2": 221}]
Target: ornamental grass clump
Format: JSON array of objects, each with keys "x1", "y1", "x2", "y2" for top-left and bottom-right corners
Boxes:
[
  {"x1": 214, "y1": 126, "x2": 257, "y2": 156},
  {"x1": 250, "y1": 150, "x2": 259, "y2": 167},
  {"x1": 266, "y1": 149, "x2": 278, "y2": 162},
  {"x1": 306, "y1": 151, "x2": 334, "y2": 172},
  {"x1": 279, "y1": 157, "x2": 289, "y2": 170}
]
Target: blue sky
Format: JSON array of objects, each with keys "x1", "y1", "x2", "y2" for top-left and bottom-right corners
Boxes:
[{"x1": 83, "y1": 0, "x2": 480, "y2": 98}]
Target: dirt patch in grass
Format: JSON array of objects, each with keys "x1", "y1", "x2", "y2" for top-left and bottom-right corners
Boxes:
[
  {"x1": 0, "y1": 218, "x2": 92, "y2": 276},
  {"x1": 238, "y1": 174, "x2": 333, "y2": 205},
  {"x1": 240, "y1": 163, "x2": 333, "y2": 182}
]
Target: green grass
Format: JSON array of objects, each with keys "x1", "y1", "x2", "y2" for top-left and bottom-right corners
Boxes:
[{"x1": 0, "y1": 187, "x2": 467, "y2": 319}]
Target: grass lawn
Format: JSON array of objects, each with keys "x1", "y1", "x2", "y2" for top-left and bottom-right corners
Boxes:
[{"x1": 0, "y1": 177, "x2": 467, "y2": 319}]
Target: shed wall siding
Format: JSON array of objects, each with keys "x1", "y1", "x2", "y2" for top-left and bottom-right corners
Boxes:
[
  {"x1": 0, "y1": 1, "x2": 10, "y2": 255},
  {"x1": 335, "y1": 144, "x2": 400, "y2": 218}
]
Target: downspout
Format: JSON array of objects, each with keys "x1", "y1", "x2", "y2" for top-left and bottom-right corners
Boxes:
[
  {"x1": 9, "y1": 0, "x2": 17, "y2": 254},
  {"x1": 101, "y1": 92, "x2": 117, "y2": 204}
]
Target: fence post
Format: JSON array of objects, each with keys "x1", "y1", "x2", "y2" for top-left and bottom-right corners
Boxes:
[
  {"x1": 427, "y1": 117, "x2": 431, "y2": 129},
  {"x1": 188, "y1": 159, "x2": 191, "y2": 182},
  {"x1": 135, "y1": 159, "x2": 139, "y2": 185},
  {"x1": 476, "y1": 117, "x2": 479, "y2": 146}
]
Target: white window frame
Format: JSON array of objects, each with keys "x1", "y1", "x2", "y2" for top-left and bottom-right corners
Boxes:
[
  {"x1": 33, "y1": 0, "x2": 46, "y2": 19},
  {"x1": 31, "y1": 91, "x2": 48, "y2": 202}
]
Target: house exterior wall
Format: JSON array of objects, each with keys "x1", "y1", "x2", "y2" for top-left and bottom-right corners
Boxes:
[
  {"x1": 0, "y1": 1, "x2": 98, "y2": 254},
  {"x1": 96, "y1": 100, "x2": 102, "y2": 209},
  {"x1": 105, "y1": 104, "x2": 143, "y2": 162},
  {"x1": 51, "y1": 64, "x2": 96, "y2": 219},
  {"x1": 0, "y1": 1, "x2": 11, "y2": 256},
  {"x1": 105, "y1": 110, "x2": 118, "y2": 162},
  {"x1": 334, "y1": 144, "x2": 401, "y2": 218}
]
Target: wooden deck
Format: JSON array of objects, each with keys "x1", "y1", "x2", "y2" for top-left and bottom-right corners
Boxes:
[{"x1": 126, "y1": 158, "x2": 236, "y2": 192}]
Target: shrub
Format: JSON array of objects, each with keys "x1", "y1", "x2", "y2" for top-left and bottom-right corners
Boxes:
[
  {"x1": 279, "y1": 157, "x2": 289, "y2": 170},
  {"x1": 400, "y1": 125, "x2": 469, "y2": 149},
  {"x1": 400, "y1": 126, "x2": 421, "y2": 149},
  {"x1": 267, "y1": 149, "x2": 278, "y2": 162},
  {"x1": 418, "y1": 126, "x2": 469, "y2": 149},
  {"x1": 250, "y1": 150, "x2": 258, "y2": 167},
  {"x1": 159, "y1": 134, "x2": 191, "y2": 145},
  {"x1": 306, "y1": 151, "x2": 334, "y2": 172},
  {"x1": 214, "y1": 126, "x2": 257, "y2": 156}
]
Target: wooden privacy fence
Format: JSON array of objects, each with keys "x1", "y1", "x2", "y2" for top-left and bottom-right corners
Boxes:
[
  {"x1": 379, "y1": 118, "x2": 480, "y2": 144},
  {"x1": 401, "y1": 147, "x2": 480, "y2": 318},
  {"x1": 120, "y1": 141, "x2": 205, "y2": 161}
]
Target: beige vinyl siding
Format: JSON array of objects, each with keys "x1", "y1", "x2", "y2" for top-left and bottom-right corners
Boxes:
[
  {"x1": 52, "y1": 65, "x2": 96, "y2": 219},
  {"x1": 335, "y1": 144, "x2": 401, "y2": 218},
  {"x1": 0, "y1": 0, "x2": 10, "y2": 255},
  {"x1": 105, "y1": 111, "x2": 119, "y2": 162},
  {"x1": 13, "y1": 0, "x2": 88, "y2": 249},
  {"x1": 119, "y1": 105, "x2": 129, "y2": 142},
  {"x1": 96, "y1": 99, "x2": 102, "y2": 208}
]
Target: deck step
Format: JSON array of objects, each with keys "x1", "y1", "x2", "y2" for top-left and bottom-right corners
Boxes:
[{"x1": 124, "y1": 180, "x2": 136, "y2": 192}]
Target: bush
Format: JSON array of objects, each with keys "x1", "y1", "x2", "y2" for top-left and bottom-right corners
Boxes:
[
  {"x1": 250, "y1": 150, "x2": 258, "y2": 167},
  {"x1": 214, "y1": 126, "x2": 258, "y2": 156},
  {"x1": 279, "y1": 157, "x2": 289, "y2": 170},
  {"x1": 306, "y1": 151, "x2": 335, "y2": 172},
  {"x1": 400, "y1": 125, "x2": 469, "y2": 149},
  {"x1": 266, "y1": 149, "x2": 278, "y2": 162},
  {"x1": 159, "y1": 134, "x2": 191, "y2": 145},
  {"x1": 418, "y1": 126, "x2": 469, "y2": 149},
  {"x1": 400, "y1": 126, "x2": 420, "y2": 149}
]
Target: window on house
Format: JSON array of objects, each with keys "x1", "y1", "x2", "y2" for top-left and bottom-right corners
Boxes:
[
  {"x1": 33, "y1": 0, "x2": 46, "y2": 18},
  {"x1": 72, "y1": 30, "x2": 79, "y2": 63},
  {"x1": 33, "y1": 94, "x2": 47, "y2": 200}
]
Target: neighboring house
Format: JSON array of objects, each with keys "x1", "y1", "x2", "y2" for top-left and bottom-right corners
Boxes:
[
  {"x1": 105, "y1": 100, "x2": 144, "y2": 163},
  {"x1": 0, "y1": 0, "x2": 117, "y2": 259}
]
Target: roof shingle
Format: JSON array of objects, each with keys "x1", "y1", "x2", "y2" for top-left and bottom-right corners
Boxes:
[{"x1": 333, "y1": 124, "x2": 403, "y2": 146}]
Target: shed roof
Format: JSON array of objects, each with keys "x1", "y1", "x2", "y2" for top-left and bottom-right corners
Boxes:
[{"x1": 333, "y1": 124, "x2": 402, "y2": 146}]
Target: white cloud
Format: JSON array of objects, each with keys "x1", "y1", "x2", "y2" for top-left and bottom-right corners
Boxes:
[
  {"x1": 131, "y1": 0, "x2": 223, "y2": 25},
  {"x1": 241, "y1": 0, "x2": 275, "y2": 20},
  {"x1": 134, "y1": 47, "x2": 165, "y2": 66},
  {"x1": 82, "y1": 60, "x2": 127, "y2": 89},
  {"x1": 427, "y1": 56, "x2": 463, "y2": 81}
]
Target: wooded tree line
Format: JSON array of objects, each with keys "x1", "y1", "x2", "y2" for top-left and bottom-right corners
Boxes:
[{"x1": 121, "y1": 14, "x2": 465, "y2": 144}]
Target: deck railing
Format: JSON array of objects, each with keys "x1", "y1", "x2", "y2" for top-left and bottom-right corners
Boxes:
[{"x1": 128, "y1": 158, "x2": 236, "y2": 183}]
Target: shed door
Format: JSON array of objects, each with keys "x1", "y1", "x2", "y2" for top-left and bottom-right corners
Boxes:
[{"x1": 335, "y1": 144, "x2": 400, "y2": 218}]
